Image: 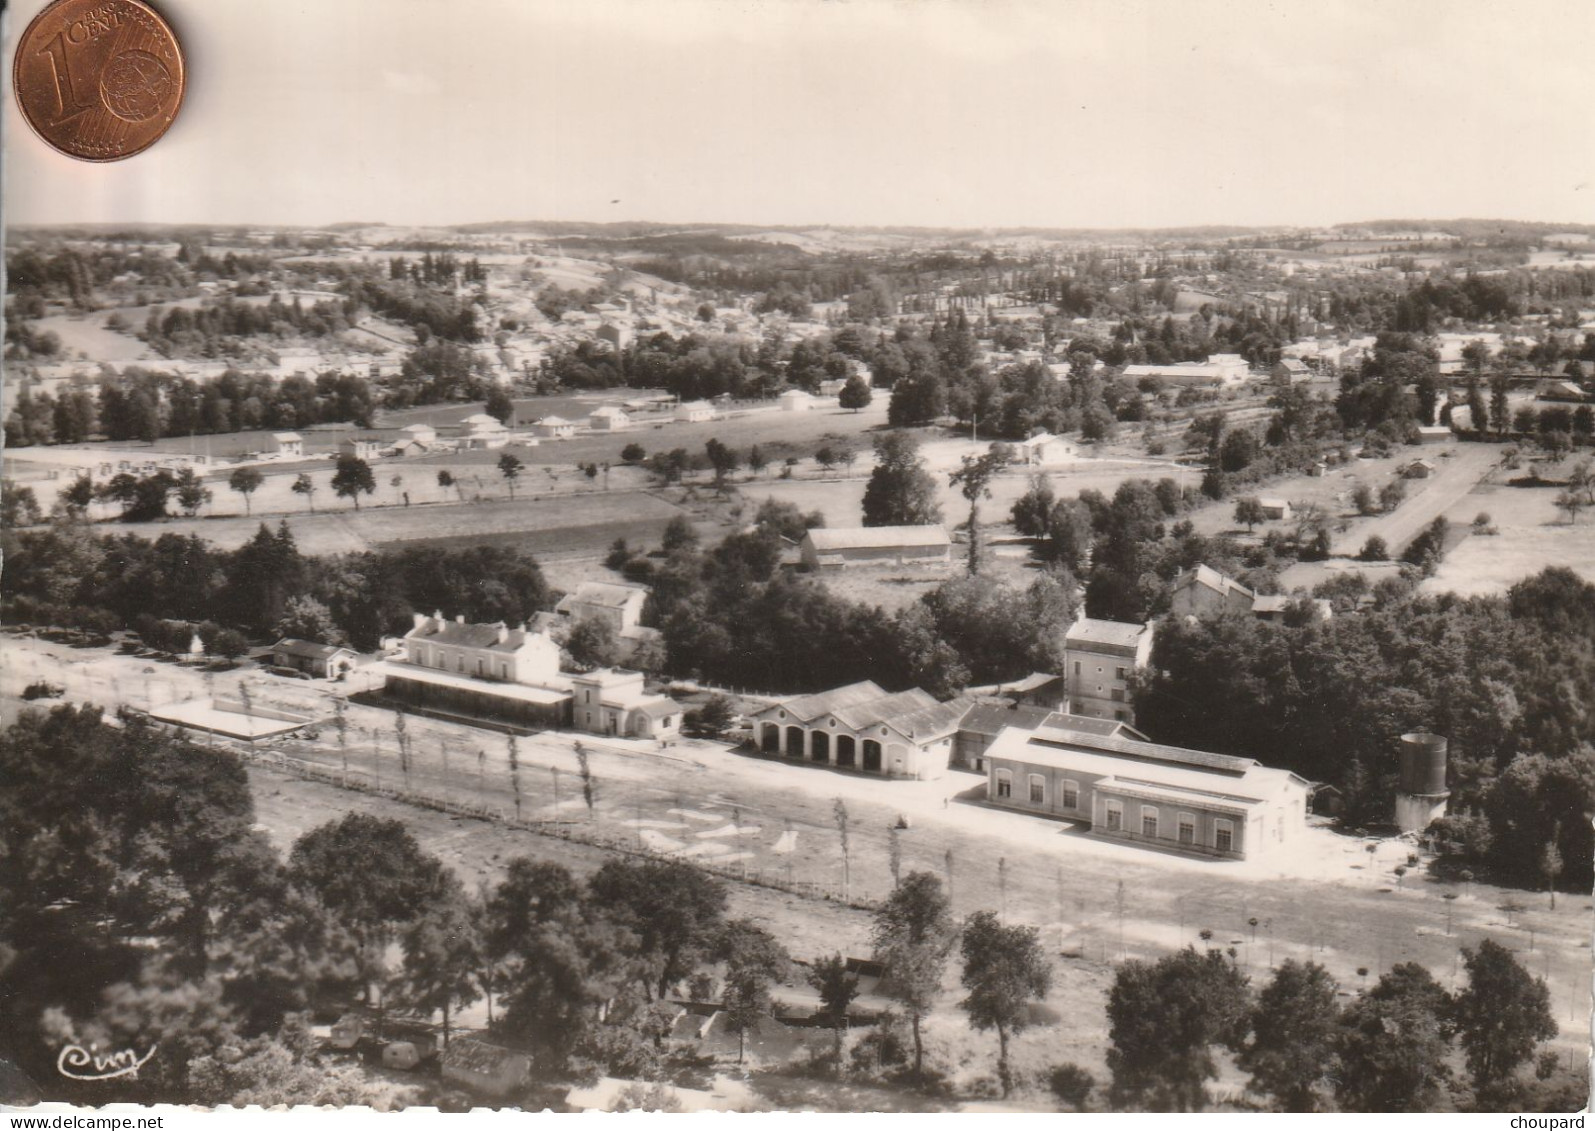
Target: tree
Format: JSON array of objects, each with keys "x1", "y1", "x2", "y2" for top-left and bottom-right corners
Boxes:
[
  {"x1": 1555, "y1": 488, "x2": 1585, "y2": 524},
  {"x1": 287, "y1": 814, "x2": 447, "y2": 996},
  {"x1": 497, "y1": 452, "x2": 524, "y2": 499},
  {"x1": 211, "y1": 628, "x2": 250, "y2": 664},
  {"x1": 174, "y1": 466, "x2": 212, "y2": 517},
  {"x1": 620, "y1": 442, "x2": 646, "y2": 463},
  {"x1": 839, "y1": 374, "x2": 873, "y2": 413},
  {"x1": 948, "y1": 445, "x2": 1010, "y2": 575},
  {"x1": 959, "y1": 910, "x2": 1052, "y2": 1097},
  {"x1": 662, "y1": 515, "x2": 698, "y2": 554},
  {"x1": 747, "y1": 445, "x2": 767, "y2": 477},
  {"x1": 1233, "y1": 497, "x2": 1266, "y2": 532},
  {"x1": 228, "y1": 466, "x2": 264, "y2": 516},
  {"x1": 398, "y1": 880, "x2": 484, "y2": 1048},
  {"x1": 862, "y1": 432, "x2": 943, "y2": 528},
  {"x1": 705, "y1": 438, "x2": 739, "y2": 490},
  {"x1": 1107, "y1": 947, "x2": 1250, "y2": 1111},
  {"x1": 1238, "y1": 960, "x2": 1340, "y2": 1112},
  {"x1": 1010, "y1": 474, "x2": 1055, "y2": 537},
  {"x1": 1334, "y1": 962, "x2": 1454, "y2": 1112},
  {"x1": 331, "y1": 457, "x2": 376, "y2": 511},
  {"x1": 436, "y1": 468, "x2": 456, "y2": 498},
  {"x1": 1540, "y1": 836, "x2": 1563, "y2": 908},
  {"x1": 274, "y1": 595, "x2": 345, "y2": 645},
  {"x1": 565, "y1": 615, "x2": 622, "y2": 671},
  {"x1": 485, "y1": 386, "x2": 515, "y2": 426},
  {"x1": 808, "y1": 954, "x2": 861, "y2": 1075},
  {"x1": 1378, "y1": 479, "x2": 1407, "y2": 513},
  {"x1": 870, "y1": 871, "x2": 957, "y2": 1078},
  {"x1": 719, "y1": 920, "x2": 789, "y2": 1064},
  {"x1": 1453, "y1": 938, "x2": 1556, "y2": 1097},
  {"x1": 1359, "y1": 535, "x2": 1389, "y2": 561},
  {"x1": 814, "y1": 444, "x2": 839, "y2": 476},
  {"x1": 586, "y1": 858, "x2": 727, "y2": 1001}
]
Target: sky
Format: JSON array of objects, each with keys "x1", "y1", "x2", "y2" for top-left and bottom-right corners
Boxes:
[{"x1": 4, "y1": 0, "x2": 1594, "y2": 231}]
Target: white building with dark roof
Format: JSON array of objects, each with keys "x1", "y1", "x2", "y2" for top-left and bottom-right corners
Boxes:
[
  {"x1": 982, "y1": 716, "x2": 1311, "y2": 861},
  {"x1": 799, "y1": 525, "x2": 951, "y2": 570},
  {"x1": 748, "y1": 680, "x2": 972, "y2": 779},
  {"x1": 272, "y1": 432, "x2": 304, "y2": 458},
  {"x1": 1063, "y1": 618, "x2": 1155, "y2": 723}
]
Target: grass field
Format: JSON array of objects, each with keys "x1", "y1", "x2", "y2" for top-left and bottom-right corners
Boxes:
[{"x1": 1423, "y1": 477, "x2": 1595, "y2": 597}]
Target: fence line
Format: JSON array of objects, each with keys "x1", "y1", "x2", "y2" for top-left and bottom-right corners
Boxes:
[{"x1": 234, "y1": 744, "x2": 877, "y2": 911}]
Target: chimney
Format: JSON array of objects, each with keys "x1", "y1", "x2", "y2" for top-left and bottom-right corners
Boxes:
[
  {"x1": 413, "y1": 612, "x2": 425, "y2": 629},
  {"x1": 456, "y1": 614, "x2": 465, "y2": 624},
  {"x1": 497, "y1": 625, "x2": 508, "y2": 644}
]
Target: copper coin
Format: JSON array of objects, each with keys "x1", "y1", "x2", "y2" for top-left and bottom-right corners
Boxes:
[{"x1": 12, "y1": 0, "x2": 185, "y2": 162}]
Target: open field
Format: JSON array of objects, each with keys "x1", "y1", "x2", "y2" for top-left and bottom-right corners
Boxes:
[
  {"x1": 1423, "y1": 477, "x2": 1595, "y2": 597},
  {"x1": 5, "y1": 629, "x2": 1589, "y2": 1102},
  {"x1": 48, "y1": 486, "x2": 690, "y2": 558}
]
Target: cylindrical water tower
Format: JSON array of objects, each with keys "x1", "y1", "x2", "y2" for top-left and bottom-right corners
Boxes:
[{"x1": 1395, "y1": 732, "x2": 1449, "y2": 832}]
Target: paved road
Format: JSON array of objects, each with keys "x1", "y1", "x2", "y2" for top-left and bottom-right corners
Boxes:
[{"x1": 1329, "y1": 443, "x2": 1500, "y2": 556}]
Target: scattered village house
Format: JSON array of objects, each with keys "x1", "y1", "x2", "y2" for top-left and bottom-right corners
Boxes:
[
  {"x1": 778, "y1": 388, "x2": 815, "y2": 412},
  {"x1": 799, "y1": 525, "x2": 951, "y2": 570},
  {"x1": 1010, "y1": 431, "x2": 1076, "y2": 465},
  {"x1": 457, "y1": 413, "x2": 513, "y2": 449},
  {"x1": 1063, "y1": 617, "x2": 1154, "y2": 723},
  {"x1": 399, "y1": 422, "x2": 437, "y2": 448},
  {"x1": 1257, "y1": 497, "x2": 1292, "y2": 521},
  {"x1": 1170, "y1": 564, "x2": 1333, "y2": 624},
  {"x1": 271, "y1": 638, "x2": 360, "y2": 679},
  {"x1": 272, "y1": 432, "x2": 304, "y2": 458},
  {"x1": 534, "y1": 415, "x2": 578, "y2": 439},
  {"x1": 748, "y1": 681, "x2": 972, "y2": 779},
  {"x1": 338, "y1": 436, "x2": 387, "y2": 461},
  {"x1": 981, "y1": 715, "x2": 1312, "y2": 861},
  {"x1": 674, "y1": 400, "x2": 716, "y2": 423},
  {"x1": 589, "y1": 405, "x2": 631, "y2": 432}
]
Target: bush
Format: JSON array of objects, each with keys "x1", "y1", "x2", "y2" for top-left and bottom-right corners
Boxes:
[
  {"x1": 604, "y1": 538, "x2": 634, "y2": 570},
  {"x1": 1047, "y1": 1063, "x2": 1095, "y2": 1111},
  {"x1": 1359, "y1": 535, "x2": 1389, "y2": 561},
  {"x1": 682, "y1": 693, "x2": 736, "y2": 738},
  {"x1": 620, "y1": 443, "x2": 646, "y2": 463},
  {"x1": 21, "y1": 680, "x2": 64, "y2": 700}
]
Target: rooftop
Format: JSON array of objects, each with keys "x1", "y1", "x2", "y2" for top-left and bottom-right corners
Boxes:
[
  {"x1": 1064, "y1": 617, "x2": 1150, "y2": 651},
  {"x1": 767, "y1": 681, "x2": 967, "y2": 739},
  {"x1": 805, "y1": 525, "x2": 951, "y2": 551},
  {"x1": 985, "y1": 723, "x2": 1306, "y2": 800},
  {"x1": 405, "y1": 614, "x2": 542, "y2": 653},
  {"x1": 273, "y1": 638, "x2": 354, "y2": 661},
  {"x1": 559, "y1": 581, "x2": 649, "y2": 610}
]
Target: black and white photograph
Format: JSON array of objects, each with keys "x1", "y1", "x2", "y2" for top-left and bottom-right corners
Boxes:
[{"x1": 2, "y1": 0, "x2": 1593, "y2": 1116}]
